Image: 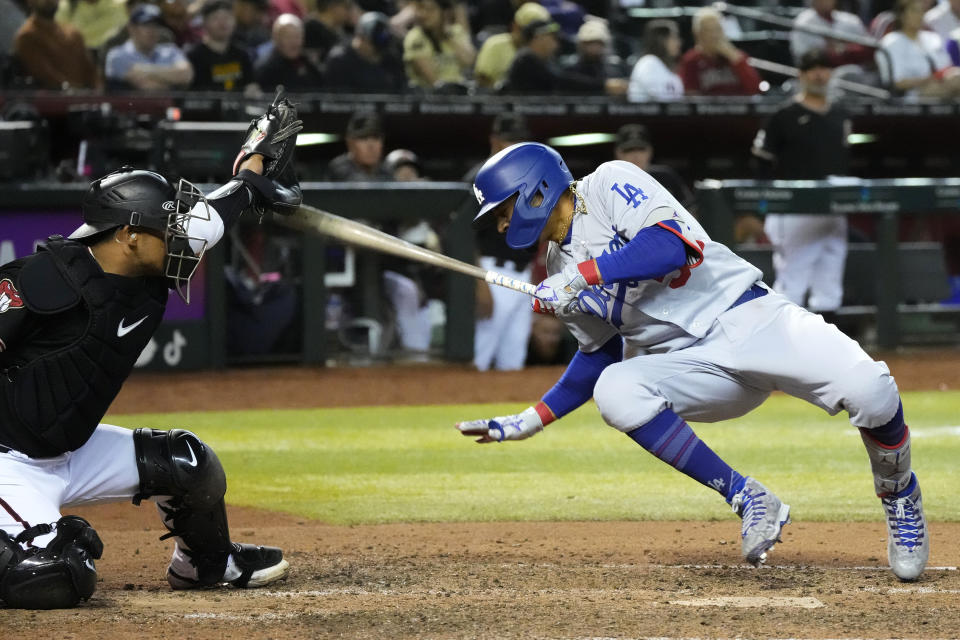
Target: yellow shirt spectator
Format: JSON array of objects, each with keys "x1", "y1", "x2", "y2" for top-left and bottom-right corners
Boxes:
[
  {"x1": 56, "y1": 0, "x2": 127, "y2": 49},
  {"x1": 474, "y1": 2, "x2": 552, "y2": 88},
  {"x1": 474, "y1": 32, "x2": 515, "y2": 88},
  {"x1": 403, "y1": 22, "x2": 473, "y2": 89}
]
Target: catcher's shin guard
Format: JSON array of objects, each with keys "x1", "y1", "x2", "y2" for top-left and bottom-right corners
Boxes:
[
  {"x1": 133, "y1": 428, "x2": 234, "y2": 585},
  {"x1": 860, "y1": 426, "x2": 912, "y2": 496}
]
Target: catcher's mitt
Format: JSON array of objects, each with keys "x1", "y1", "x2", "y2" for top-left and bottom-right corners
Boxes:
[{"x1": 233, "y1": 89, "x2": 304, "y2": 178}]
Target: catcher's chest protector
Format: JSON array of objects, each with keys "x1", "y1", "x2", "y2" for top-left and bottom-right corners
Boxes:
[{"x1": 0, "y1": 237, "x2": 166, "y2": 456}]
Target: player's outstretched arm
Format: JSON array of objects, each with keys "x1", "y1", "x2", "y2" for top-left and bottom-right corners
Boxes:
[
  {"x1": 456, "y1": 335, "x2": 624, "y2": 444},
  {"x1": 231, "y1": 90, "x2": 303, "y2": 216}
]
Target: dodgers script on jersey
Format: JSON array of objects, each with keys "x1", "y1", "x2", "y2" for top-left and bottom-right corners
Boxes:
[{"x1": 546, "y1": 161, "x2": 761, "y2": 356}]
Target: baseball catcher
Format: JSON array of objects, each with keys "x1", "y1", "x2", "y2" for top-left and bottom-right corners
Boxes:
[
  {"x1": 0, "y1": 93, "x2": 302, "y2": 608},
  {"x1": 458, "y1": 142, "x2": 928, "y2": 581}
]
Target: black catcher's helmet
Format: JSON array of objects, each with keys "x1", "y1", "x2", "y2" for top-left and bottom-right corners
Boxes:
[
  {"x1": 73, "y1": 168, "x2": 176, "y2": 239},
  {"x1": 69, "y1": 166, "x2": 212, "y2": 303}
]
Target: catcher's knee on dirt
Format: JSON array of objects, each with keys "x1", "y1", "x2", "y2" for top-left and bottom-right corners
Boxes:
[
  {"x1": 133, "y1": 428, "x2": 233, "y2": 559},
  {"x1": 0, "y1": 516, "x2": 103, "y2": 609}
]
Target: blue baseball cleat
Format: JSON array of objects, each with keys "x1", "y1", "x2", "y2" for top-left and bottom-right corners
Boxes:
[{"x1": 731, "y1": 477, "x2": 791, "y2": 566}]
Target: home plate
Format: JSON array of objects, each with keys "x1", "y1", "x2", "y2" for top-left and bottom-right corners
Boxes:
[{"x1": 668, "y1": 596, "x2": 824, "y2": 609}]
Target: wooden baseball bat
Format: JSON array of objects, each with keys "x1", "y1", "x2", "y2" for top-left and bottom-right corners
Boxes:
[{"x1": 273, "y1": 203, "x2": 538, "y2": 297}]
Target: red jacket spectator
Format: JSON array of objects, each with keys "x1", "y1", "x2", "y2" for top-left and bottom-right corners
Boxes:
[
  {"x1": 678, "y1": 7, "x2": 761, "y2": 95},
  {"x1": 678, "y1": 47, "x2": 761, "y2": 95}
]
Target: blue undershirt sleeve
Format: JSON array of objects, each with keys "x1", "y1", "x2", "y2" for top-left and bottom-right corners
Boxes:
[
  {"x1": 541, "y1": 335, "x2": 624, "y2": 419},
  {"x1": 594, "y1": 221, "x2": 690, "y2": 284}
]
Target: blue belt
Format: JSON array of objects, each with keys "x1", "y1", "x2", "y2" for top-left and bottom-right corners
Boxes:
[{"x1": 728, "y1": 283, "x2": 768, "y2": 310}]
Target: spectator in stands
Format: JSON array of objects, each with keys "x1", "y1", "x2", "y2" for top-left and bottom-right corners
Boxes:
[
  {"x1": 873, "y1": 0, "x2": 936, "y2": 37},
  {"x1": 925, "y1": 0, "x2": 960, "y2": 40},
  {"x1": 791, "y1": 0, "x2": 873, "y2": 68},
  {"x1": 232, "y1": 0, "x2": 271, "y2": 54},
  {"x1": 324, "y1": 10, "x2": 406, "y2": 92},
  {"x1": 501, "y1": 15, "x2": 627, "y2": 95},
  {"x1": 403, "y1": 0, "x2": 475, "y2": 91},
  {"x1": 751, "y1": 49, "x2": 852, "y2": 326},
  {"x1": 104, "y1": 3, "x2": 193, "y2": 90},
  {"x1": 13, "y1": 0, "x2": 100, "y2": 89},
  {"x1": 613, "y1": 123, "x2": 694, "y2": 210},
  {"x1": 55, "y1": 0, "x2": 128, "y2": 51},
  {"x1": 159, "y1": 0, "x2": 199, "y2": 46},
  {"x1": 463, "y1": 112, "x2": 536, "y2": 372},
  {"x1": 98, "y1": 0, "x2": 150, "y2": 65},
  {"x1": 303, "y1": 0, "x2": 355, "y2": 68},
  {"x1": 268, "y1": 0, "x2": 305, "y2": 22},
  {"x1": 947, "y1": 26, "x2": 960, "y2": 65},
  {"x1": 538, "y1": 0, "x2": 584, "y2": 39},
  {"x1": 470, "y1": 0, "x2": 520, "y2": 36},
  {"x1": 474, "y1": 1, "x2": 550, "y2": 90},
  {"x1": 559, "y1": 18, "x2": 629, "y2": 81},
  {"x1": 679, "y1": 7, "x2": 762, "y2": 96},
  {"x1": 384, "y1": 148, "x2": 423, "y2": 181},
  {"x1": 0, "y1": 0, "x2": 27, "y2": 63},
  {"x1": 877, "y1": 0, "x2": 960, "y2": 97},
  {"x1": 187, "y1": 0, "x2": 255, "y2": 91},
  {"x1": 254, "y1": 12, "x2": 323, "y2": 91},
  {"x1": 325, "y1": 112, "x2": 392, "y2": 180},
  {"x1": 628, "y1": 18, "x2": 683, "y2": 102}
]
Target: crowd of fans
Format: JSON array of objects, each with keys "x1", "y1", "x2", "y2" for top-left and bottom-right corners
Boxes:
[{"x1": 3, "y1": 0, "x2": 960, "y2": 99}]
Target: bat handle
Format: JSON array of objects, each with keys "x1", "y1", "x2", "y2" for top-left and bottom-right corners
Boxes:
[{"x1": 484, "y1": 270, "x2": 538, "y2": 297}]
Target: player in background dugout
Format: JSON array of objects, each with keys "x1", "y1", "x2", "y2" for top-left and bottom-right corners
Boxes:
[
  {"x1": 751, "y1": 49, "x2": 851, "y2": 327},
  {"x1": 463, "y1": 113, "x2": 536, "y2": 371}
]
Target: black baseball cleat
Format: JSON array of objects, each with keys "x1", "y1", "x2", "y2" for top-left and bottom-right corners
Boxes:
[
  {"x1": 167, "y1": 543, "x2": 289, "y2": 590},
  {"x1": 228, "y1": 543, "x2": 290, "y2": 588}
]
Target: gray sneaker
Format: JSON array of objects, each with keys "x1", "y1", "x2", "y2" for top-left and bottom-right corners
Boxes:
[
  {"x1": 882, "y1": 472, "x2": 929, "y2": 581},
  {"x1": 731, "y1": 477, "x2": 791, "y2": 566}
]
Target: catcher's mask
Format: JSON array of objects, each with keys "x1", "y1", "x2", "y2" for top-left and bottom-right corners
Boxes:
[{"x1": 70, "y1": 166, "x2": 211, "y2": 303}]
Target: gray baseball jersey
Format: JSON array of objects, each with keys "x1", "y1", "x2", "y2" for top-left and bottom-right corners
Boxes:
[{"x1": 546, "y1": 161, "x2": 761, "y2": 357}]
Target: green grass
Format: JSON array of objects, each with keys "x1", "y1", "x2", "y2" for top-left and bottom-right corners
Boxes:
[{"x1": 108, "y1": 391, "x2": 960, "y2": 525}]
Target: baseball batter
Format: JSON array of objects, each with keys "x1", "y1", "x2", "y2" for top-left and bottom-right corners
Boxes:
[
  {"x1": 458, "y1": 142, "x2": 928, "y2": 581},
  {"x1": 0, "y1": 96, "x2": 303, "y2": 608}
]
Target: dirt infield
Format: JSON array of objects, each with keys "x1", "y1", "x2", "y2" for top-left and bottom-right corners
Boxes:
[{"x1": 3, "y1": 349, "x2": 960, "y2": 639}]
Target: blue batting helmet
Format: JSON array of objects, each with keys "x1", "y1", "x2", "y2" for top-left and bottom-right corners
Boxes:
[{"x1": 472, "y1": 142, "x2": 574, "y2": 249}]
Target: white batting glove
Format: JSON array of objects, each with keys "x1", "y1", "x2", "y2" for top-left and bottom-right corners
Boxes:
[
  {"x1": 456, "y1": 407, "x2": 544, "y2": 443},
  {"x1": 532, "y1": 262, "x2": 592, "y2": 315}
]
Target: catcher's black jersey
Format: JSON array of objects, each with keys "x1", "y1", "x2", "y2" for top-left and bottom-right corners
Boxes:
[{"x1": 0, "y1": 237, "x2": 167, "y2": 457}]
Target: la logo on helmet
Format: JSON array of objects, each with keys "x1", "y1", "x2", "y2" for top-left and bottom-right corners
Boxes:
[{"x1": 473, "y1": 184, "x2": 485, "y2": 205}]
